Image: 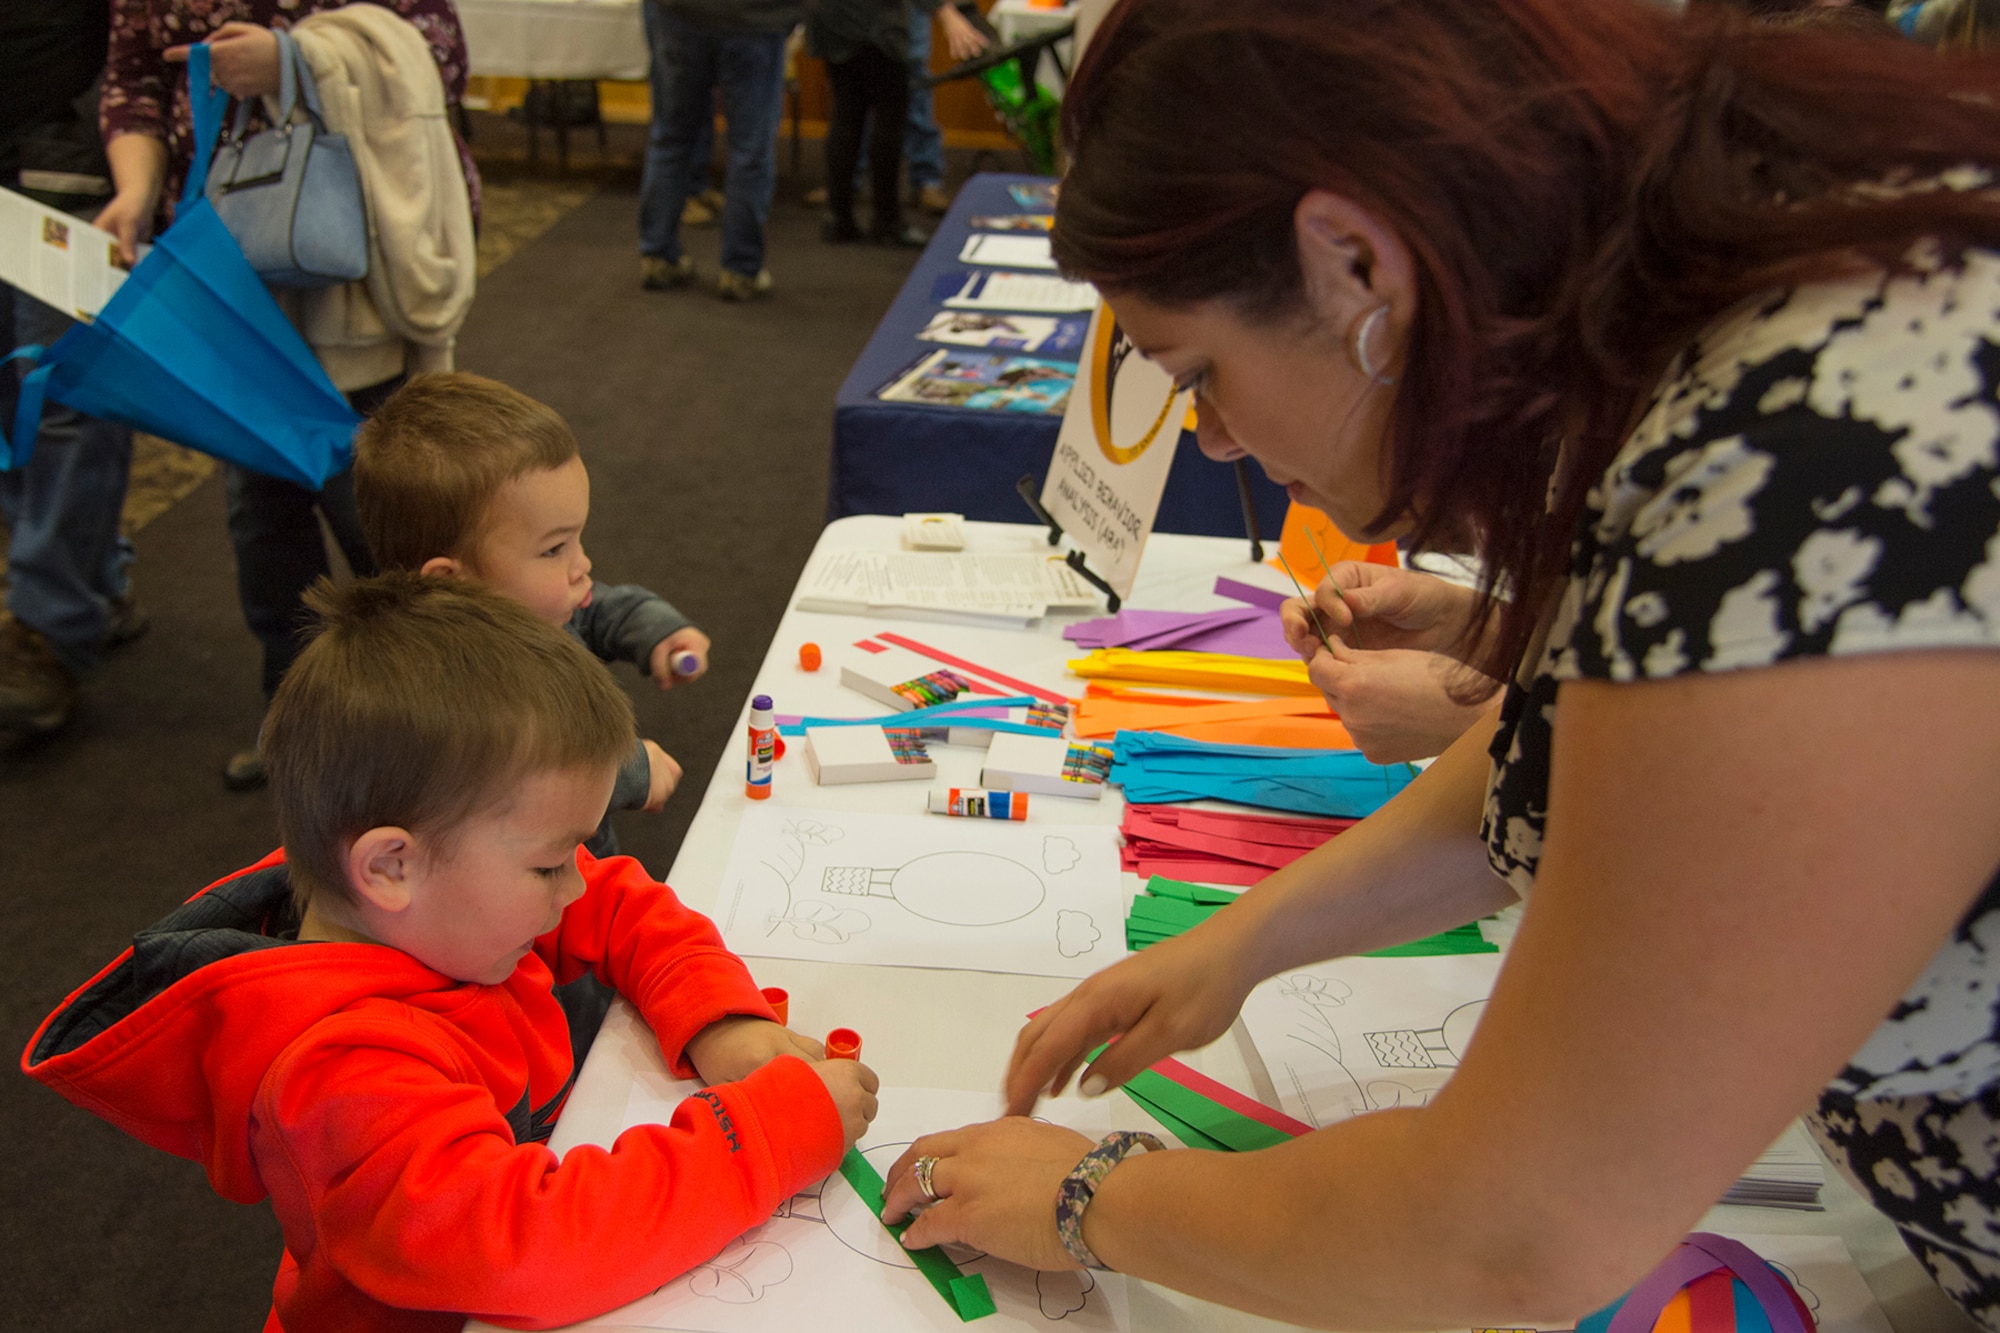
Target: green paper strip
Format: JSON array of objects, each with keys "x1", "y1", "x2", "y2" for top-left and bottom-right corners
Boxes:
[
  {"x1": 1118, "y1": 1085, "x2": 1231, "y2": 1151},
  {"x1": 1144, "y1": 875, "x2": 1243, "y2": 906},
  {"x1": 1122, "y1": 1069, "x2": 1294, "y2": 1152},
  {"x1": 1083, "y1": 1042, "x2": 1293, "y2": 1153},
  {"x1": 1362, "y1": 922, "x2": 1499, "y2": 957},
  {"x1": 1128, "y1": 895, "x2": 1218, "y2": 929},
  {"x1": 838, "y1": 1149, "x2": 995, "y2": 1321}
]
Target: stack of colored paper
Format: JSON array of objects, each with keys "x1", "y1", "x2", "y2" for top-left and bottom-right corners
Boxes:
[
  {"x1": 1074, "y1": 685, "x2": 1356, "y2": 750},
  {"x1": 1121, "y1": 805, "x2": 1356, "y2": 885},
  {"x1": 1065, "y1": 576, "x2": 1299, "y2": 659},
  {"x1": 1125, "y1": 874, "x2": 1501, "y2": 955},
  {"x1": 1068, "y1": 648, "x2": 1319, "y2": 695},
  {"x1": 1111, "y1": 731, "x2": 1417, "y2": 817}
]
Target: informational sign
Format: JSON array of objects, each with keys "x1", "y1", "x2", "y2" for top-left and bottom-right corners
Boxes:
[
  {"x1": 1037, "y1": 303, "x2": 1191, "y2": 600},
  {"x1": 0, "y1": 187, "x2": 133, "y2": 322}
]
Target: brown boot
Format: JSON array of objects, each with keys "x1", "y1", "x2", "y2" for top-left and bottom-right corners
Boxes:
[{"x1": 0, "y1": 615, "x2": 79, "y2": 736}]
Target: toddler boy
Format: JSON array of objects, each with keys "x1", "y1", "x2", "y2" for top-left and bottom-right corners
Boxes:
[
  {"x1": 353, "y1": 371, "x2": 707, "y2": 856},
  {"x1": 24, "y1": 574, "x2": 878, "y2": 1333}
]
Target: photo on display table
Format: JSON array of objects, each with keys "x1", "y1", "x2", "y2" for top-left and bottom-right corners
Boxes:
[
  {"x1": 969, "y1": 213, "x2": 1054, "y2": 232},
  {"x1": 876, "y1": 348, "x2": 1076, "y2": 414},
  {"x1": 1007, "y1": 182, "x2": 1059, "y2": 210},
  {"x1": 915, "y1": 310, "x2": 1080, "y2": 354}
]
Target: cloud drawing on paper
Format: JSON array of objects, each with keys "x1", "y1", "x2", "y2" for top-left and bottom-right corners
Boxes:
[
  {"x1": 1042, "y1": 836, "x2": 1082, "y2": 874},
  {"x1": 1055, "y1": 910, "x2": 1101, "y2": 958}
]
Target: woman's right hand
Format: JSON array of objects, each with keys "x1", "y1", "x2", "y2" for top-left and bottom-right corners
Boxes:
[
  {"x1": 97, "y1": 133, "x2": 168, "y2": 266},
  {"x1": 1281, "y1": 561, "x2": 1479, "y2": 658},
  {"x1": 1002, "y1": 919, "x2": 1260, "y2": 1117},
  {"x1": 93, "y1": 192, "x2": 156, "y2": 267}
]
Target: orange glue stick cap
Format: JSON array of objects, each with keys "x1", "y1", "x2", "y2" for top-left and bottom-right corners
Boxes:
[
  {"x1": 799, "y1": 642, "x2": 822, "y2": 671},
  {"x1": 825, "y1": 1027, "x2": 861, "y2": 1061},
  {"x1": 760, "y1": 987, "x2": 789, "y2": 1026}
]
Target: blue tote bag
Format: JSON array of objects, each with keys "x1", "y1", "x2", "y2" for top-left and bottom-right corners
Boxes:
[{"x1": 1, "y1": 44, "x2": 361, "y2": 488}]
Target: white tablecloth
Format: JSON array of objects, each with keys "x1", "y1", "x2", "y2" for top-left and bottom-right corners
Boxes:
[
  {"x1": 459, "y1": 0, "x2": 649, "y2": 81},
  {"x1": 464, "y1": 516, "x2": 1970, "y2": 1333}
]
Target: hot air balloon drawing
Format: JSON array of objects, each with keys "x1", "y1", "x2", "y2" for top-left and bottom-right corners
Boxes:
[
  {"x1": 1364, "y1": 1000, "x2": 1486, "y2": 1070},
  {"x1": 821, "y1": 851, "x2": 1047, "y2": 926}
]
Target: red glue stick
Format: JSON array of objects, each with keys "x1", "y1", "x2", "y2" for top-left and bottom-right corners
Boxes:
[
  {"x1": 746, "y1": 694, "x2": 776, "y2": 799},
  {"x1": 760, "y1": 987, "x2": 789, "y2": 1026},
  {"x1": 825, "y1": 1028, "x2": 862, "y2": 1061}
]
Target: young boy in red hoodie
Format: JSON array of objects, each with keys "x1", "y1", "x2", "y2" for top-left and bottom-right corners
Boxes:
[{"x1": 22, "y1": 574, "x2": 879, "y2": 1333}]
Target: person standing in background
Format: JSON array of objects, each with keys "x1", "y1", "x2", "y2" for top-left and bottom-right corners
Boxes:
[
  {"x1": 811, "y1": 0, "x2": 986, "y2": 245},
  {"x1": 95, "y1": 0, "x2": 478, "y2": 789},
  {"x1": 637, "y1": 0, "x2": 801, "y2": 300},
  {"x1": 0, "y1": 2, "x2": 145, "y2": 742}
]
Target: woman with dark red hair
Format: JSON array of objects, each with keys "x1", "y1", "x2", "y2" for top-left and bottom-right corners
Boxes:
[{"x1": 879, "y1": 1, "x2": 2000, "y2": 1327}]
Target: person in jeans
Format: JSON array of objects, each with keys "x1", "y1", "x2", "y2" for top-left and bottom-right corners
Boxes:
[
  {"x1": 97, "y1": 0, "x2": 478, "y2": 788},
  {"x1": 811, "y1": 0, "x2": 985, "y2": 246},
  {"x1": 0, "y1": 0, "x2": 144, "y2": 740},
  {"x1": 637, "y1": 0, "x2": 800, "y2": 301}
]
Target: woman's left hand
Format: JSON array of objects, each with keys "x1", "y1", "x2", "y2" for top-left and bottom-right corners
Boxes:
[
  {"x1": 166, "y1": 23, "x2": 283, "y2": 99},
  {"x1": 882, "y1": 1118, "x2": 1096, "y2": 1268}
]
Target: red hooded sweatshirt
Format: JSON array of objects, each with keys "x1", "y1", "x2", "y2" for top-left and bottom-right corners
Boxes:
[{"x1": 22, "y1": 848, "x2": 844, "y2": 1333}]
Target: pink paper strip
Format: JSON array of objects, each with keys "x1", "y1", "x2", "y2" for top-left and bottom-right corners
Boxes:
[
  {"x1": 875, "y1": 632, "x2": 1067, "y2": 704},
  {"x1": 1213, "y1": 578, "x2": 1291, "y2": 612},
  {"x1": 1151, "y1": 1057, "x2": 1313, "y2": 1137}
]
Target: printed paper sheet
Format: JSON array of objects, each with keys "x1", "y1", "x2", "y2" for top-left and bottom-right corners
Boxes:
[
  {"x1": 714, "y1": 806, "x2": 1126, "y2": 979},
  {"x1": 566, "y1": 1083, "x2": 1133, "y2": 1333}
]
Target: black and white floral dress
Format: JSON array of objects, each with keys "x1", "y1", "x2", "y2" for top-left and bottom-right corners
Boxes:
[{"x1": 1482, "y1": 241, "x2": 2000, "y2": 1328}]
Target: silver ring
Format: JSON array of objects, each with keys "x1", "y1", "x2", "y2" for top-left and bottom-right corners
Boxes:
[{"x1": 913, "y1": 1154, "x2": 941, "y2": 1203}]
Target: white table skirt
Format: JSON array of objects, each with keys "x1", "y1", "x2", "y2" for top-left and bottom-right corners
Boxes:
[{"x1": 460, "y1": 0, "x2": 650, "y2": 81}]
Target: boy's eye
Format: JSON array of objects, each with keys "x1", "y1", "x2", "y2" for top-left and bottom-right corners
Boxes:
[
  {"x1": 535, "y1": 865, "x2": 566, "y2": 879},
  {"x1": 540, "y1": 541, "x2": 567, "y2": 558}
]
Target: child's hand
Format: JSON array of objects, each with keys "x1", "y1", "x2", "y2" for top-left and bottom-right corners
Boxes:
[
  {"x1": 641, "y1": 740, "x2": 681, "y2": 811},
  {"x1": 686, "y1": 1015, "x2": 826, "y2": 1085},
  {"x1": 813, "y1": 1057, "x2": 882, "y2": 1151},
  {"x1": 649, "y1": 628, "x2": 712, "y2": 690}
]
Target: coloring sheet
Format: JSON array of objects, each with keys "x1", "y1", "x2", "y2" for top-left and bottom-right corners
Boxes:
[
  {"x1": 1238, "y1": 954, "x2": 1505, "y2": 1129},
  {"x1": 565, "y1": 1081, "x2": 1133, "y2": 1333},
  {"x1": 714, "y1": 806, "x2": 1126, "y2": 979}
]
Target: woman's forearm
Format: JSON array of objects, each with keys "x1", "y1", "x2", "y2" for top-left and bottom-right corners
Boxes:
[{"x1": 105, "y1": 133, "x2": 168, "y2": 205}]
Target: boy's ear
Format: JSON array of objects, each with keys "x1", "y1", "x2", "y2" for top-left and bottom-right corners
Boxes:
[
  {"x1": 419, "y1": 555, "x2": 463, "y2": 579},
  {"x1": 347, "y1": 827, "x2": 421, "y2": 914}
]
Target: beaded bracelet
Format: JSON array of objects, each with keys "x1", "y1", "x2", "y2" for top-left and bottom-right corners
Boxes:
[{"x1": 1054, "y1": 1130, "x2": 1167, "y2": 1271}]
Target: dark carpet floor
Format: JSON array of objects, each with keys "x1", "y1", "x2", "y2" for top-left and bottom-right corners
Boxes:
[{"x1": 0, "y1": 132, "x2": 946, "y2": 1330}]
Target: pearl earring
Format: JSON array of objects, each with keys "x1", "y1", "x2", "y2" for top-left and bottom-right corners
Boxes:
[{"x1": 1349, "y1": 304, "x2": 1397, "y2": 386}]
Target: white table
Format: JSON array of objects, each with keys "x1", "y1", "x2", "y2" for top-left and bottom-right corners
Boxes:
[
  {"x1": 459, "y1": 0, "x2": 649, "y2": 81},
  {"x1": 482, "y1": 516, "x2": 1971, "y2": 1333}
]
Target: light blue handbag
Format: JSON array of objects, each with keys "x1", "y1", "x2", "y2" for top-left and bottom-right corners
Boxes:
[{"x1": 205, "y1": 28, "x2": 368, "y2": 288}]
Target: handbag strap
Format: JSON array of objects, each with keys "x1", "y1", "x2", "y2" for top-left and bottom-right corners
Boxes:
[
  {"x1": 0, "y1": 345, "x2": 52, "y2": 471},
  {"x1": 181, "y1": 43, "x2": 232, "y2": 211},
  {"x1": 213, "y1": 30, "x2": 320, "y2": 153}
]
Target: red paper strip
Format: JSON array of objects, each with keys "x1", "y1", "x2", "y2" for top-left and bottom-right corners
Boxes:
[
  {"x1": 1150, "y1": 1057, "x2": 1314, "y2": 1137},
  {"x1": 874, "y1": 632, "x2": 1067, "y2": 704}
]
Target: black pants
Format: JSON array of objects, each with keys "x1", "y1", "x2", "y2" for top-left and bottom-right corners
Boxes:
[
  {"x1": 825, "y1": 43, "x2": 910, "y2": 238},
  {"x1": 223, "y1": 377, "x2": 396, "y2": 700}
]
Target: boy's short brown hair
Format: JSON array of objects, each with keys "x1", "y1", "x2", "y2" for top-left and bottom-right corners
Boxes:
[
  {"x1": 353, "y1": 372, "x2": 578, "y2": 572},
  {"x1": 263, "y1": 573, "x2": 635, "y2": 914}
]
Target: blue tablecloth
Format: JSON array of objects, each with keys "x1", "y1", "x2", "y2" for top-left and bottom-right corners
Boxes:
[{"x1": 828, "y1": 172, "x2": 1290, "y2": 539}]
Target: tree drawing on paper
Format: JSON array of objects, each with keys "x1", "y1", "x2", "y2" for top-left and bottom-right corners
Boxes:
[
  {"x1": 749, "y1": 818, "x2": 878, "y2": 943},
  {"x1": 821, "y1": 850, "x2": 1048, "y2": 926},
  {"x1": 1274, "y1": 972, "x2": 1435, "y2": 1127},
  {"x1": 682, "y1": 1232, "x2": 795, "y2": 1303}
]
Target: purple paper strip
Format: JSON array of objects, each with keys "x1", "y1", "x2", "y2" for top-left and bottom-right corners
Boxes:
[{"x1": 1214, "y1": 577, "x2": 1291, "y2": 611}]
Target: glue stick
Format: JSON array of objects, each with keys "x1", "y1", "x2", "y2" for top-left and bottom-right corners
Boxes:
[
  {"x1": 670, "y1": 649, "x2": 703, "y2": 678},
  {"x1": 825, "y1": 1028, "x2": 862, "y2": 1061},
  {"x1": 928, "y1": 788, "x2": 1029, "y2": 820},
  {"x1": 746, "y1": 694, "x2": 776, "y2": 799}
]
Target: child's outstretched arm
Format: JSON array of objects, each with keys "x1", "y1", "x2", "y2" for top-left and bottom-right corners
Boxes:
[{"x1": 569, "y1": 582, "x2": 693, "y2": 671}]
